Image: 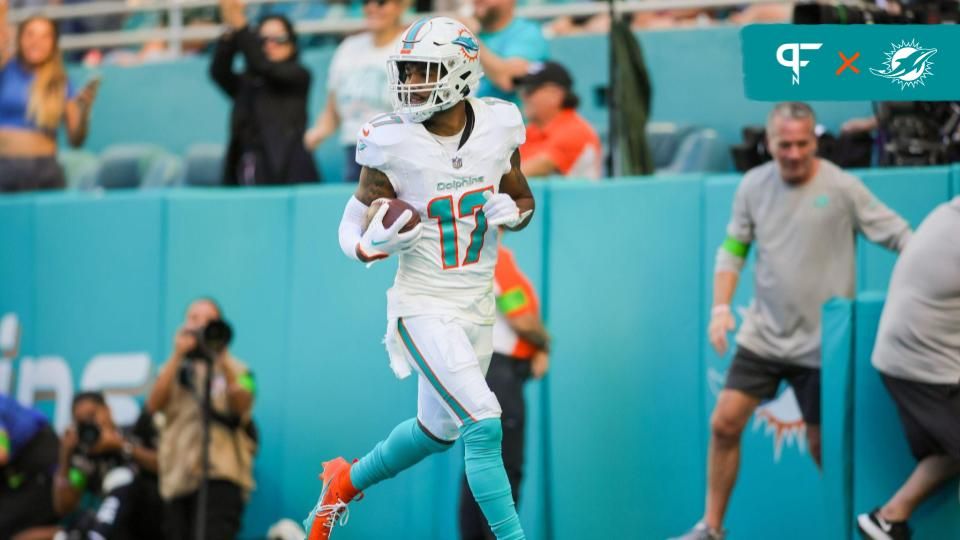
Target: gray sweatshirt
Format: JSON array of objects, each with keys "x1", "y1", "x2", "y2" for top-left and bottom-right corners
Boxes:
[
  {"x1": 872, "y1": 197, "x2": 960, "y2": 385},
  {"x1": 716, "y1": 160, "x2": 912, "y2": 367}
]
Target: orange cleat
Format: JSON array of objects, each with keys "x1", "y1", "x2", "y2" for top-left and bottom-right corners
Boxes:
[{"x1": 304, "y1": 457, "x2": 362, "y2": 540}]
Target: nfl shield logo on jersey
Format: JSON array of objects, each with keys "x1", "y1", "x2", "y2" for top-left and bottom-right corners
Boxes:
[{"x1": 452, "y1": 156, "x2": 463, "y2": 169}]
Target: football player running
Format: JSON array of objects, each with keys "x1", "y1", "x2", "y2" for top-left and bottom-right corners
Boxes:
[{"x1": 304, "y1": 16, "x2": 534, "y2": 540}]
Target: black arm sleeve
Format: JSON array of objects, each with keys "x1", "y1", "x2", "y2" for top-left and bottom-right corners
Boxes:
[{"x1": 209, "y1": 31, "x2": 241, "y2": 97}]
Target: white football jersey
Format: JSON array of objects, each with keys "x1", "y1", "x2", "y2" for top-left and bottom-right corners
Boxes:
[{"x1": 356, "y1": 96, "x2": 526, "y2": 324}]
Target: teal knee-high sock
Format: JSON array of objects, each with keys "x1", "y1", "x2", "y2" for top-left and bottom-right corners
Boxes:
[
  {"x1": 462, "y1": 418, "x2": 525, "y2": 540},
  {"x1": 349, "y1": 418, "x2": 453, "y2": 491}
]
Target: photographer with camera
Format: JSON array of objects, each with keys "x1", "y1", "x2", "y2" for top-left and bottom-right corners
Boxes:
[
  {"x1": 52, "y1": 392, "x2": 161, "y2": 540},
  {"x1": 147, "y1": 298, "x2": 256, "y2": 540}
]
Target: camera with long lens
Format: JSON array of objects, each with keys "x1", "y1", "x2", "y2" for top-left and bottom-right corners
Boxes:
[
  {"x1": 793, "y1": 1, "x2": 960, "y2": 25},
  {"x1": 178, "y1": 319, "x2": 233, "y2": 389},
  {"x1": 878, "y1": 101, "x2": 960, "y2": 165},
  {"x1": 75, "y1": 420, "x2": 101, "y2": 455}
]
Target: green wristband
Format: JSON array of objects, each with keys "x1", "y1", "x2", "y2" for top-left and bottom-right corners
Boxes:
[
  {"x1": 721, "y1": 236, "x2": 750, "y2": 258},
  {"x1": 68, "y1": 467, "x2": 87, "y2": 491}
]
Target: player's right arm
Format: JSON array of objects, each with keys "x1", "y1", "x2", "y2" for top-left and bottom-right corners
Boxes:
[
  {"x1": 710, "y1": 177, "x2": 754, "y2": 356},
  {"x1": 339, "y1": 166, "x2": 420, "y2": 264},
  {"x1": 355, "y1": 166, "x2": 397, "y2": 205}
]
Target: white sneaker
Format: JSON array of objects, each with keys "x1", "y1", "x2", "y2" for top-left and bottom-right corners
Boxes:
[{"x1": 668, "y1": 522, "x2": 725, "y2": 540}]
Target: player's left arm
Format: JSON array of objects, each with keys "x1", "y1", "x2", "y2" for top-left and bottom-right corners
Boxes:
[{"x1": 497, "y1": 149, "x2": 536, "y2": 231}]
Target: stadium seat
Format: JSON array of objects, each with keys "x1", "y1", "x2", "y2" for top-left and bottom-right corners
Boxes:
[
  {"x1": 661, "y1": 128, "x2": 732, "y2": 173},
  {"x1": 94, "y1": 143, "x2": 168, "y2": 189},
  {"x1": 141, "y1": 153, "x2": 185, "y2": 189},
  {"x1": 648, "y1": 122, "x2": 696, "y2": 170},
  {"x1": 183, "y1": 143, "x2": 225, "y2": 187},
  {"x1": 58, "y1": 149, "x2": 99, "y2": 190}
]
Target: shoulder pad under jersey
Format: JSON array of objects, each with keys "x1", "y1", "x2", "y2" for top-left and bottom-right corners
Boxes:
[
  {"x1": 355, "y1": 112, "x2": 416, "y2": 170},
  {"x1": 475, "y1": 97, "x2": 525, "y2": 148}
]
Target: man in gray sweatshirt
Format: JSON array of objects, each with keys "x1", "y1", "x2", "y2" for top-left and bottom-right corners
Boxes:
[
  {"x1": 857, "y1": 197, "x2": 960, "y2": 540},
  {"x1": 672, "y1": 102, "x2": 912, "y2": 540}
]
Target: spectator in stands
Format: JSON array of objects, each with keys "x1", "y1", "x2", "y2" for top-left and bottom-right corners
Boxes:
[
  {"x1": 0, "y1": 394, "x2": 60, "y2": 539},
  {"x1": 304, "y1": 0, "x2": 409, "y2": 182},
  {"x1": 459, "y1": 241, "x2": 550, "y2": 540},
  {"x1": 516, "y1": 61, "x2": 601, "y2": 180},
  {"x1": 469, "y1": 0, "x2": 549, "y2": 103},
  {"x1": 856, "y1": 196, "x2": 960, "y2": 540},
  {"x1": 52, "y1": 392, "x2": 163, "y2": 540},
  {"x1": 148, "y1": 298, "x2": 256, "y2": 540},
  {"x1": 97, "y1": 6, "x2": 222, "y2": 67},
  {"x1": 210, "y1": 0, "x2": 320, "y2": 185},
  {"x1": 632, "y1": 8, "x2": 716, "y2": 29},
  {"x1": 728, "y1": 2, "x2": 793, "y2": 24},
  {"x1": 548, "y1": 7, "x2": 715, "y2": 37},
  {"x1": 0, "y1": 9, "x2": 99, "y2": 192},
  {"x1": 671, "y1": 102, "x2": 913, "y2": 540},
  {"x1": 8, "y1": 0, "x2": 45, "y2": 9}
]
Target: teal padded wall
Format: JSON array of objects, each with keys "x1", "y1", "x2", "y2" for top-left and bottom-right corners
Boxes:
[
  {"x1": 544, "y1": 178, "x2": 706, "y2": 540},
  {"x1": 2, "y1": 168, "x2": 956, "y2": 538},
  {"x1": 33, "y1": 192, "x2": 165, "y2": 363},
  {"x1": 822, "y1": 294, "x2": 960, "y2": 539},
  {"x1": 821, "y1": 298, "x2": 855, "y2": 540},
  {"x1": 850, "y1": 295, "x2": 960, "y2": 540},
  {"x1": 953, "y1": 164, "x2": 960, "y2": 196},
  {"x1": 855, "y1": 167, "x2": 953, "y2": 292},
  {"x1": 0, "y1": 196, "x2": 36, "y2": 373}
]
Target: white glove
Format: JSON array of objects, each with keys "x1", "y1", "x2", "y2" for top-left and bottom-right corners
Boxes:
[
  {"x1": 357, "y1": 203, "x2": 422, "y2": 261},
  {"x1": 482, "y1": 191, "x2": 530, "y2": 228}
]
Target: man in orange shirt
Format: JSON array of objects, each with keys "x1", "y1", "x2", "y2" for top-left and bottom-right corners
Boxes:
[
  {"x1": 517, "y1": 61, "x2": 602, "y2": 180},
  {"x1": 459, "y1": 242, "x2": 550, "y2": 540}
]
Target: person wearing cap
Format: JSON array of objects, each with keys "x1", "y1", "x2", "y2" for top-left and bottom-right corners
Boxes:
[
  {"x1": 470, "y1": 0, "x2": 549, "y2": 103},
  {"x1": 516, "y1": 61, "x2": 601, "y2": 180}
]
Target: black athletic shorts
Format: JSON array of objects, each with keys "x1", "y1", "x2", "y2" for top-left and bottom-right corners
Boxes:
[
  {"x1": 882, "y1": 373, "x2": 960, "y2": 461},
  {"x1": 725, "y1": 346, "x2": 821, "y2": 425}
]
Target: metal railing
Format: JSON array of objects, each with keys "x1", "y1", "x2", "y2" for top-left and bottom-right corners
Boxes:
[{"x1": 5, "y1": 0, "x2": 845, "y2": 53}]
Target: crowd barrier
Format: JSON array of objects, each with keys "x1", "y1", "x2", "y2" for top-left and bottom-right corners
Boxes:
[{"x1": 1, "y1": 165, "x2": 957, "y2": 538}]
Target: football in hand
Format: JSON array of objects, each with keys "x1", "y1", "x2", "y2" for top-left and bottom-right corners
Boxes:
[{"x1": 363, "y1": 198, "x2": 421, "y2": 233}]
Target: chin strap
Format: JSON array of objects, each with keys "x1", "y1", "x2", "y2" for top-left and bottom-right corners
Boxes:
[{"x1": 457, "y1": 100, "x2": 475, "y2": 150}]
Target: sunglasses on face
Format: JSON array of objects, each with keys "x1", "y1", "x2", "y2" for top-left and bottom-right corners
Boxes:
[
  {"x1": 363, "y1": 0, "x2": 391, "y2": 7},
  {"x1": 259, "y1": 35, "x2": 291, "y2": 46}
]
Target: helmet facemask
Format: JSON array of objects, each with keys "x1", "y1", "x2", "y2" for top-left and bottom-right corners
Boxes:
[{"x1": 388, "y1": 56, "x2": 474, "y2": 123}]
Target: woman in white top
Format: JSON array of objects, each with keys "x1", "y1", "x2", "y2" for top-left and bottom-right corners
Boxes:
[{"x1": 304, "y1": 0, "x2": 408, "y2": 182}]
